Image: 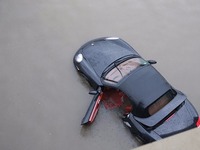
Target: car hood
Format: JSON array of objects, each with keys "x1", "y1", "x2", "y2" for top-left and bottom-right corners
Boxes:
[
  {"x1": 81, "y1": 38, "x2": 139, "y2": 76},
  {"x1": 118, "y1": 65, "x2": 171, "y2": 109}
]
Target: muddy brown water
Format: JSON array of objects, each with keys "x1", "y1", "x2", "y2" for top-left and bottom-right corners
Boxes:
[{"x1": 0, "y1": 0, "x2": 200, "y2": 150}]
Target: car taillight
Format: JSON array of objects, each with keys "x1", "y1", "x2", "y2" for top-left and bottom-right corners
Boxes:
[{"x1": 196, "y1": 117, "x2": 200, "y2": 128}]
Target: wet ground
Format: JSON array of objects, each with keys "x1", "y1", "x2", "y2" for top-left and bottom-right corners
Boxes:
[{"x1": 0, "y1": 0, "x2": 200, "y2": 150}]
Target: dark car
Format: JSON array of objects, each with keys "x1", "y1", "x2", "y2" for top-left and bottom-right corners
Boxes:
[{"x1": 73, "y1": 37, "x2": 200, "y2": 143}]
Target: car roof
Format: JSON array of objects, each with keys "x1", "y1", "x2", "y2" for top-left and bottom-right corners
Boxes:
[
  {"x1": 118, "y1": 65, "x2": 171, "y2": 110},
  {"x1": 81, "y1": 38, "x2": 139, "y2": 76}
]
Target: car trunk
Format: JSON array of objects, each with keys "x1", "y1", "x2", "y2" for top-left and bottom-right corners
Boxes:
[{"x1": 154, "y1": 100, "x2": 198, "y2": 138}]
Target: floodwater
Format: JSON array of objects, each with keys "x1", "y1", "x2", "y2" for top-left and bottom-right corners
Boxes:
[{"x1": 0, "y1": 0, "x2": 200, "y2": 150}]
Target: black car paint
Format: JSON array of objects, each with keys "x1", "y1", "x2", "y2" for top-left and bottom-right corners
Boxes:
[
  {"x1": 134, "y1": 92, "x2": 185, "y2": 127},
  {"x1": 74, "y1": 37, "x2": 140, "y2": 88},
  {"x1": 122, "y1": 92, "x2": 199, "y2": 143},
  {"x1": 73, "y1": 37, "x2": 199, "y2": 143},
  {"x1": 153, "y1": 99, "x2": 198, "y2": 138},
  {"x1": 123, "y1": 113, "x2": 162, "y2": 143},
  {"x1": 116, "y1": 65, "x2": 172, "y2": 109}
]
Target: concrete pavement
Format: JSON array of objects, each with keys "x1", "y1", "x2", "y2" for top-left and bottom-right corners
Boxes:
[{"x1": 136, "y1": 128, "x2": 200, "y2": 150}]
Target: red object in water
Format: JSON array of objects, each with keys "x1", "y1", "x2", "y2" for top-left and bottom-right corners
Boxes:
[
  {"x1": 102, "y1": 89, "x2": 124, "y2": 109},
  {"x1": 124, "y1": 106, "x2": 133, "y2": 113}
]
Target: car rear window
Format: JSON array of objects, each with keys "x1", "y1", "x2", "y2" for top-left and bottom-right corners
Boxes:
[{"x1": 148, "y1": 90, "x2": 177, "y2": 116}]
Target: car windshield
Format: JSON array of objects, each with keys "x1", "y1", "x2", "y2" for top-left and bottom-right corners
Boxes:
[{"x1": 103, "y1": 57, "x2": 149, "y2": 83}]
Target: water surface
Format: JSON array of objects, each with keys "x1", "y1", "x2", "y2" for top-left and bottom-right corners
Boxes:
[{"x1": 0, "y1": 0, "x2": 200, "y2": 150}]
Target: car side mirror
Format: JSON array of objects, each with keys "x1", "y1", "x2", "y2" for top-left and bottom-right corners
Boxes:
[
  {"x1": 89, "y1": 87, "x2": 102, "y2": 95},
  {"x1": 89, "y1": 90, "x2": 98, "y2": 95},
  {"x1": 148, "y1": 60, "x2": 157, "y2": 65}
]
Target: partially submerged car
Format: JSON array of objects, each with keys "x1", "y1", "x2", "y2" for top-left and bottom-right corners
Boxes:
[{"x1": 74, "y1": 37, "x2": 200, "y2": 143}]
